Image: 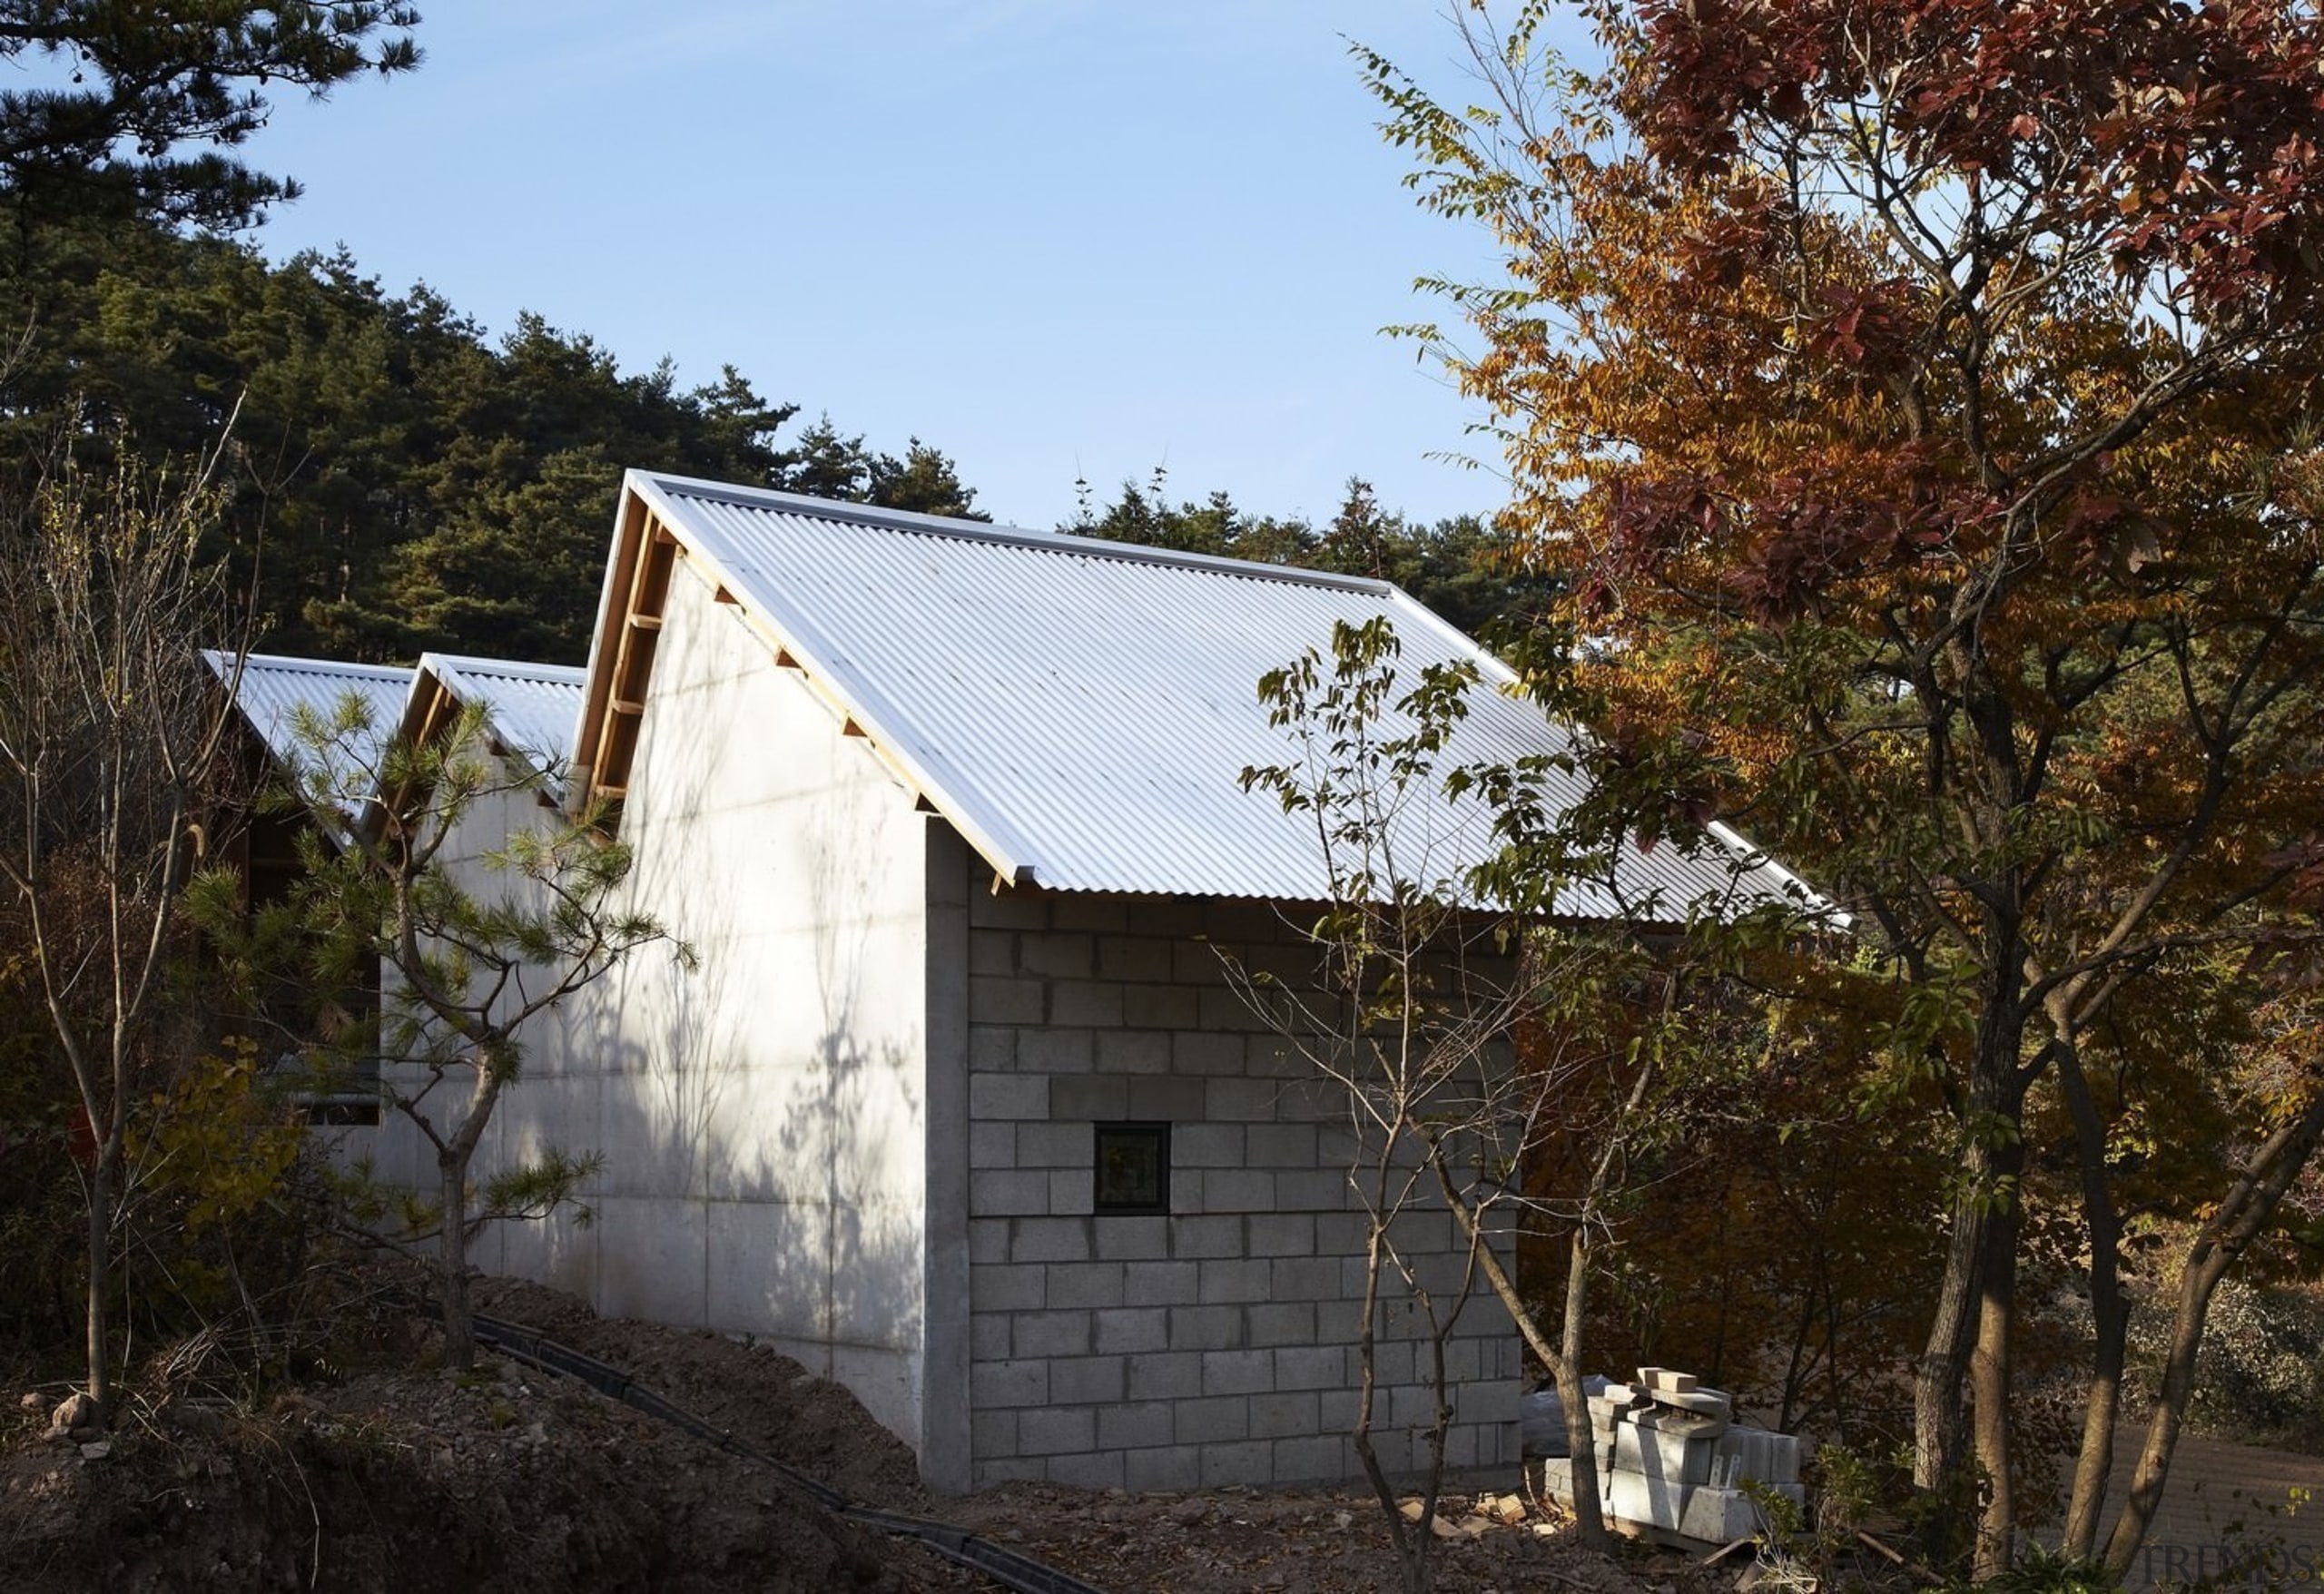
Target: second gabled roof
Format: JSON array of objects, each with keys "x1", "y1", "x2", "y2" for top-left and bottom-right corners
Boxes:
[
  {"x1": 402, "y1": 654, "x2": 586, "y2": 790},
  {"x1": 576, "y1": 471, "x2": 1806, "y2": 919}
]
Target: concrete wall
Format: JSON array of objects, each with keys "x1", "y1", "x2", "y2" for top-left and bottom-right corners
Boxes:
[
  {"x1": 449, "y1": 567, "x2": 950, "y2": 1460},
  {"x1": 959, "y1": 876, "x2": 1521, "y2": 1491}
]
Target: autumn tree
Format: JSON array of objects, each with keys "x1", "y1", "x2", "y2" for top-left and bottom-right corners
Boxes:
[{"x1": 1366, "y1": 1, "x2": 2324, "y2": 1574}]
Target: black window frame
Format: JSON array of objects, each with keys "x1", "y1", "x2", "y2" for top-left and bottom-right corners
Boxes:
[{"x1": 1092, "y1": 1121, "x2": 1171, "y2": 1215}]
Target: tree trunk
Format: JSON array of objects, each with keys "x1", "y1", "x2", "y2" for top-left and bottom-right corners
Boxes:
[
  {"x1": 1557, "y1": 1225, "x2": 1612, "y2": 1551},
  {"x1": 1914, "y1": 994, "x2": 2027, "y2": 1563},
  {"x1": 1970, "y1": 1137, "x2": 2024, "y2": 1579},
  {"x1": 439, "y1": 1147, "x2": 476, "y2": 1371},
  {"x1": 84, "y1": 1151, "x2": 113, "y2": 1416},
  {"x1": 2056, "y1": 1035, "x2": 2124, "y2": 1561}
]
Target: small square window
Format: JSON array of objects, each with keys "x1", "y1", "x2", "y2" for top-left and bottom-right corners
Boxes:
[{"x1": 1094, "y1": 1122, "x2": 1170, "y2": 1215}]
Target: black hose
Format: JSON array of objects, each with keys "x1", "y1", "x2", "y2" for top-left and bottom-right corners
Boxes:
[{"x1": 463, "y1": 1308, "x2": 1109, "y2": 1594}]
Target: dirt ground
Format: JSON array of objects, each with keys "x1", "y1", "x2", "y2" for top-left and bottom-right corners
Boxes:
[{"x1": 1, "y1": 1274, "x2": 1732, "y2": 1594}]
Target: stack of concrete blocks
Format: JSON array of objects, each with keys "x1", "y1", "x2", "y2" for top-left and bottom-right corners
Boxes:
[{"x1": 1538, "y1": 1367, "x2": 1805, "y2": 1544}]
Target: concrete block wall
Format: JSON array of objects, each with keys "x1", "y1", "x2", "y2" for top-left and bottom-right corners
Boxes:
[{"x1": 960, "y1": 874, "x2": 1521, "y2": 1491}]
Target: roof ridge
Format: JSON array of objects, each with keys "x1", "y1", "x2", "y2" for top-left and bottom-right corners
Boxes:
[
  {"x1": 628, "y1": 469, "x2": 1403, "y2": 597},
  {"x1": 206, "y1": 648, "x2": 414, "y2": 680}
]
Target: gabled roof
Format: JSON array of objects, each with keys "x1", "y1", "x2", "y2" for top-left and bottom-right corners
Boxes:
[
  {"x1": 212, "y1": 650, "x2": 586, "y2": 811},
  {"x1": 400, "y1": 653, "x2": 586, "y2": 792},
  {"x1": 577, "y1": 471, "x2": 1809, "y2": 920},
  {"x1": 207, "y1": 651, "x2": 416, "y2": 806}
]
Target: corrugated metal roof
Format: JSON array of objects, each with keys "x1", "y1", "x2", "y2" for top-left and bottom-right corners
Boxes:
[
  {"x1": 416, "y1": 654, "x2": 586, "y2": 777},
  {"x1": 208, "y1": 651, "x2": 414, "y2": 802},
  {"x1": 600, "y1": 472, "x2": 1809, "y2": 920}
]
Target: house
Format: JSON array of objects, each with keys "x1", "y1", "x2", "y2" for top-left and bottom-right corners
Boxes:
[
  {"x1": 324, "y1": 469, "x2": 1803, "y2": 1497},
  {"x1": 211, "y1": 650, "x2": 586, "y2": 1115}
]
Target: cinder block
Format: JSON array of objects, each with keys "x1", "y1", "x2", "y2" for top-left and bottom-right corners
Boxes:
[
  {"x1": 968, "y1": 1027, "x2": 1017, "y2": 1072},
  {"x1": 1049, "y1": 1074, "x2": 1128, "y2": 1120},
  {"x1": 1093, "y1": 1306, "x2": 1169, "y2": 1355},
  {"x1": 1169, "y1": 1304, "x2": 1245, "y2": 1350},
  {"x1": 969, "y1": 886, "x2": 1047, "y2": 930},
  {"x1": 1096, "y1": 935, "x2": 1174, "y2": 981},
  {"x1": 969, "y1": 1121, "x2": 1018, "y2": 1170},
  {"x1": 1018, "y1": 1405, "x2": 1097, "y2": 1455},
  {"x1": 969, "y1": 1218, "x2": 1011, "y2": 1264},
  {"x1": 970, "y1": 1359, "x2": 1049, "y2": 1409},
  {"x1": 1197, "y1": 1258, "x2": 1273, "y2": 1304},
  {"x1": 1712, "y1": 1426, "x2": 1802, "y2": 1487},
  {"x1": 970, "y1": 1072, "x2": 1049, "y2": 1120},
  {"x1": 970, "y1": 976, "x2": 1045, "y2": 1025},
  {"x1": 1199, "y1": 1169, "x2": 1275, "y2": 1210},
  {"x1": 1246, "y1": 1302, "x2": 1317, "y2": 1347},
  {"x1": 970, "y1": 1314, "x2": 1010, "y2": 1359},
  {"x1": 1122, "y1": 1260, "x2": 1200, "y2": 1305},
  {"x1": 1204, "y1": 1077, "x2": 1281, "y2": 1122},
  {"x1": 1171, "y1": 1031, "x2": 1246, "y2": 1075},
  {"x1": 1046, "y1": 1262, "x2": 1127, "y2": 1310},
  {"x1": 1122, "y1": 984, "x2": 1198, "y2": 1028},
  {"x1": 1167, "y1": 1215, "x2": 1243, "y2": 1259},
  {"x1": 1015, "y1": 1120, "x2": 1088, "y2": 1169},
  {"x1": 1013, "y1": 1309, "x2": 1092, "y2": 1358},
  {"x1": 1249, "y1": 1391, "x2": 1321, "y2": 1438},
  {"x1": 1272, "y1": 1434, "x2": 1350, "y2": 1483},
  {"x1": 971, "y1": 1410, "x2": 1019, "y2": 1459},
  {"x1": 1273, "y1": 1344, "x2": 1344, "y2": 1391},
  {"x1": 1175, "y1": 1395, "x2": 1250, "y2": 1443},
  {"x1": 1018, "y1": 1028, "x2": 1096, "y2": 1075},
  {"x1": 1199, "y1": 1439, "x2": 1274, "y2": 1486},
  {"x1": 1615, "y1": 1419, "x2": 1716, "y2": 1485},
  {"x1": 1170, "y1": 1124, "x2": 1244, "y2": 1170},
  {"x1": 1246, "y1": 1123, "x2": 1320, "y2": 1166},
  {"x1": 1201, "y1": 1348, "x2": 1275, "y2": 1396},
  {"x1": 1095, "y1": 1216, "x2": 1170, "y2": 1261},
  {"x1": 1128, "y1": 1076, "x2": 1206, "y2": 1120},
  {"x1": 1098, "y1": 1402, "x2": 1176, "y2": 1450},
  {"x1": 1125, "y1": 1444, "x2": 1201, "y2": 1492},
  {"x1": 1275, "y1": 1170, "x2": 1354, "y2": 1212},
  {"x1": 974, "y1": 1264, "x2": 1045, "y2": 1311},
  {"x1": 1052, "y1": 979, "x2": 1125, "y2": 1028},
  {"x1": 1247, "y1": 1214, "x2": 1316, "y2": 1256},
  {"x1": 1657, "y1": 1386, "x2": 1734, "y2": 1420},
  {"x1": 1019, "y1": 933, "x2": 1094, "y2": 979},
  {"x1": 1126, "y1": 1350, "x2": 1202, "y2": 1401},
  {"x1": 1269, "y1": 1256, "x2": 1340, "y2": 1302},
  {"x1": 1095, "y1": 1029, "x2": 1170, "y2": 1073},
  {"x1": 969, "y1": 930, "x2": 1017, "y2": 976},
  {"x1": 1197, "y1": 987, "x2": 1271, "y2": 1033},
  {"x1": 1049, "y1": 1354, "x2": 1127, "y2": 1405},
  {"x1": 1609, "y1": 1469, "x2": 1691, "y2": 1531},
  {"x1": 1009, "y1": 1217, "x2": 1091, "y2": 1264},
  {"x1": 970, "y1": 1168, "x2": 1049, "y2": 1216},
  {"x1": 1678, "y1": 1482, "x2": 1804, "y2": 1542},
  {"x1": 1638, "y1": 1366, "x2": 1697, "y2": 1394},
  {"x1": 1047, "y1": 1169, "x2": 1092, "y2": 1215}
]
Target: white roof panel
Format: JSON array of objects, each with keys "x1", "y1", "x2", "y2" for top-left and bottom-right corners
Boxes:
[
  {"x1": 614, "y1": 473, "x2": 1807, "y2": 919},
  {"x1": 416, "y1": 654, "x2": 586, "y2": 778},
  {"x1": 208, "y1": 651, "x2": 414, "y2": 803}
]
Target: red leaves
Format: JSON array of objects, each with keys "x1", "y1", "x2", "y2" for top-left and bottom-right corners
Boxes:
[
  {"x1": 1590, "y1": 450, "x2": 1984, "y2": 625},
  {"x1": 1629, "y1": 0, "x2": 2324, "y2": 320}
]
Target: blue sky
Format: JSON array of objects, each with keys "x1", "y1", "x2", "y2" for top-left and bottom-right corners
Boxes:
[{"x1": 241, "y1": 3, "x2": 1549, "y2": 532}]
